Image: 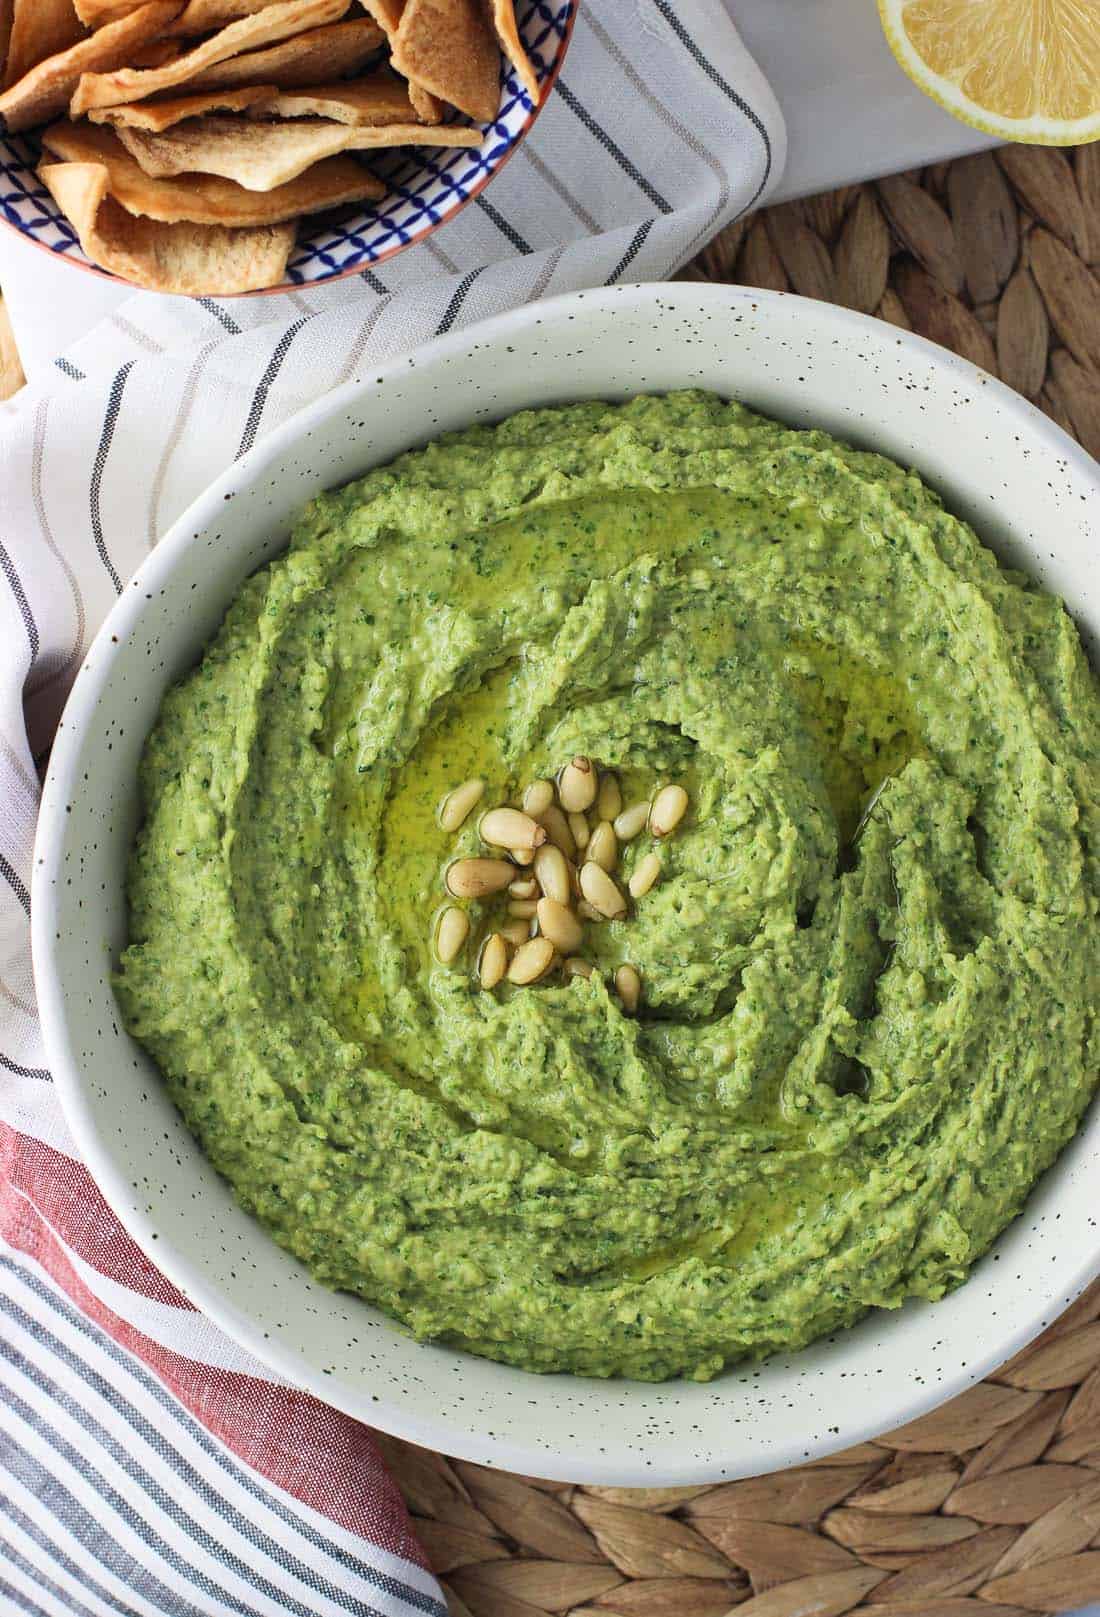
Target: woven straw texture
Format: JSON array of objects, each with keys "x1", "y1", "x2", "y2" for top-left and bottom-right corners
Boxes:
[
  {"x1": 384, "y1": 144, "x2": 1100, "y2": 1617},
  {"x1": 685, "y1": 145, "x2": 1100, "y2": 460},
  {"x1": 2, "y1": 141, "x2": 1099, "y2": 1617},
  {"x1": 388, "y1": 1275, "x2": 1100, "y2": 1617}
]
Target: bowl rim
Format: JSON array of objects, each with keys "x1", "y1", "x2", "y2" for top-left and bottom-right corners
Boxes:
[
  {"x1": 0, "y1": 0, "x2": 577, "y2": 301},
  {"x1": 31, "y1": 281, "x2": 1100, "y2": 1482}
]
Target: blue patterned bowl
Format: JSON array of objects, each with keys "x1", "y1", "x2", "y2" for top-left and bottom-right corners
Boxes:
[{"x1": 0, "y1": 0, "x2": 575, "y2": 296}]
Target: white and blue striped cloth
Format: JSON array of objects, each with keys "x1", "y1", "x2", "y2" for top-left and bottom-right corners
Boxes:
[{"x1": 0, "y1": 5, "x2": 785, "y2": 1610}]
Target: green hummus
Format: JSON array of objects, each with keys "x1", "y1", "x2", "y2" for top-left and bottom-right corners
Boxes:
[{"x1": 117, "y1": 391, "x2": 1100, "y2": 1382}]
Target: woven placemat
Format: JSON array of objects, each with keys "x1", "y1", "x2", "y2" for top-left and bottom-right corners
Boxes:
[
  {"x1": 1, "y1": 141, "x2": 1097, "y2": 1617},
  {"x1": 384, "y1": 145, "x2": 1100, "y2": 1617},
  {"x1": 684, "y1": 145, "x2": 1099, "y2": 460}
]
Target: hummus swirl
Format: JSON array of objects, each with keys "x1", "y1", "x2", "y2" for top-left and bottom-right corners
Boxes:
[{"x1": 117, "y1": 392, "x2": 1100, "y2": 1381}]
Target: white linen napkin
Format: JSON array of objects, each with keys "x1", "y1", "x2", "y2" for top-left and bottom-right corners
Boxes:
[{"x1": 0, "y1": 5, "x2": 785, "y2": 1612}]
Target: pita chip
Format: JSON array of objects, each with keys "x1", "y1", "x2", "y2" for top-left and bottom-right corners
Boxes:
[
  {"x1": 356, "y1": 0, "x2": 440, "y2": 121},
  {"x1": 0, "y1": 291, "x2": 24, "y2": 401},
  {"x1": 359, "y1": 0, "x2": 402, "y2": 32},
  {"x1": 40, "y1": 158, "x2": 296, "y2": 291},
  {"x1": 3, "y1": 0, "x2": 85, "y2": 92},
  {"x1": 490, "y1": 0, "x2": 537, "y2": 101},
  {"x1": 128, "y1": 36, "x2": 184, "y2": 66},
  {"x1": 42, "y1": 117, "x2": 384, "y2": 222},
  {"x1": 0, "y1": 1, "x2": 13, "y2": 86},
  {"x1": 406, "y1": 82, "x2": 441, "y2": 122},
  {"x1": 180, "y1": 16, "x2": 381, "y2": 92},
  {"x1": 166, "y1": 0, "x2": 281, "y2": 34},
  {"x1": 117, "y1": 112, "x2": 480, "y2": 188},
  {"x1": 70, "y1": 0, "x2": 350, "y2": 113},
  {"x1": 250, "y1": 71, "x2": 423, "y2": 124},
  {"x1": 352, "y1": 0, "x2": 434, "y2": 121},
  {"x1": 391, "y1": 0, "x2": 499, "y2": 124},
  {"x1": 181, "y1": 17, "x2": 381, "y2": 91},
  {"x1": 89, "y1": 82, "x2": 276, "y2": 129},
  {"x1": 0, "y1": 1, "x2": 179, "y2": 132},
  {"x1": 73, "y1": 0, "x2": 149, "y2": 26}
]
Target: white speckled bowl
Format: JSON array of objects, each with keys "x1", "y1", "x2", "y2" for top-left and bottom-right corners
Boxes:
[{"x1": 32, "y1": 283, "x2": 1100, "y2": 1484}]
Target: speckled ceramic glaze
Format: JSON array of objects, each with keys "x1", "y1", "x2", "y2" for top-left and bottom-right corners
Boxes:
[{"x1": 32, "y1": 284, "x2": 1100, "y2": 1484}]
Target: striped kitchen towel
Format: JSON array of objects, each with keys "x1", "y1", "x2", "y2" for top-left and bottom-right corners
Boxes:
[{"x1": 0, "y1": 4, "x2": 784, "y2": 1612}]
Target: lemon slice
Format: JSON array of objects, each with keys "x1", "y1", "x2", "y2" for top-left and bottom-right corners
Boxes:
[{"x1": 878, "y1": 0, "x2": 1100, "y2": 145}]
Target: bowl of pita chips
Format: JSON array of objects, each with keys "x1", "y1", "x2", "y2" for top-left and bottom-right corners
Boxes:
[{"x1": 0, "y1": 0, "x2": 575, "y2": 296}]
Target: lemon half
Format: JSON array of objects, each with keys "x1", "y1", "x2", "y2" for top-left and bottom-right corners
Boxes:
[{"x1": 878, "y1": 0, "x2": 1100, "y2": 145}]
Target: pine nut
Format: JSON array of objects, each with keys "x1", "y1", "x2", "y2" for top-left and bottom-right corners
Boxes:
[
  {"x1": 523, "y1": 779, "x2": 555, "y2": 817},
  {"x1": 479, "y1": 932, "x2": 509, "y2": 989},
  {"x1": 507, "y1": 936, "x2": 555, "y2": 985},
  {"x1": 579, "y1": 861, "x2": 627, "y2": 919},
  {"x1": 536, "y1": 897, "x2": 583, "y2": 954},
  {"x1": 539, "y1": 804, "x2": 576, "y2": 858},
  {"x1": 508, "y1": 899, "x2": 538, "y2": 918},
  {"x1": 577, "y1": 900, "x2": 604, "y2": 923},
  {"x1": 558, "y1": 755, "x2": 597, "y2": 813},
  {"x1": 613, "y1": 800, "x2": 650, "y2": 841},
  {"x1": 445, "y1": 858, "x2": 513, "y2": 898},
  {"x1": 568, "y1": 811, "x2": 590, "y2": 851},
  {"x1": 596, "y1": 771, "x2": 622, "y2": 822},
  {"x1": 480, "y1": 807, "x2": 546, "y2": 850},
  {"x1": 508, "y1": 877, "x2": 537, "y2": 900},
  {"x1": 564, "y1": 957, "x2": 594, "y2": 980},
  {"x1": 435, "y1": 906, "x2": 469, "y2": 963},
  {"x1": 628, "y1": 851, "x2": 661, "y2": 898},
  {"x1": 615, "y1": 963, "x2": 641, "y2": 1013},
  {"x1": 510, "y1": 845, "x2": 536, "y2": 867},
  {"x1": 534, "y1": 844, "x2": 572, "y2": 906},
  {"x1": 650, "y1": 784, "x2": 688, "y2": 837},
  {"x1": 500, "y1": 919, "x2": 531, "y2": 945},
  {"x1": 439, "y1": 778, "x2": 484, "y2": 832},
  {"x1": 588, "y1": 820, "x2": 617, "y2": 872}
]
